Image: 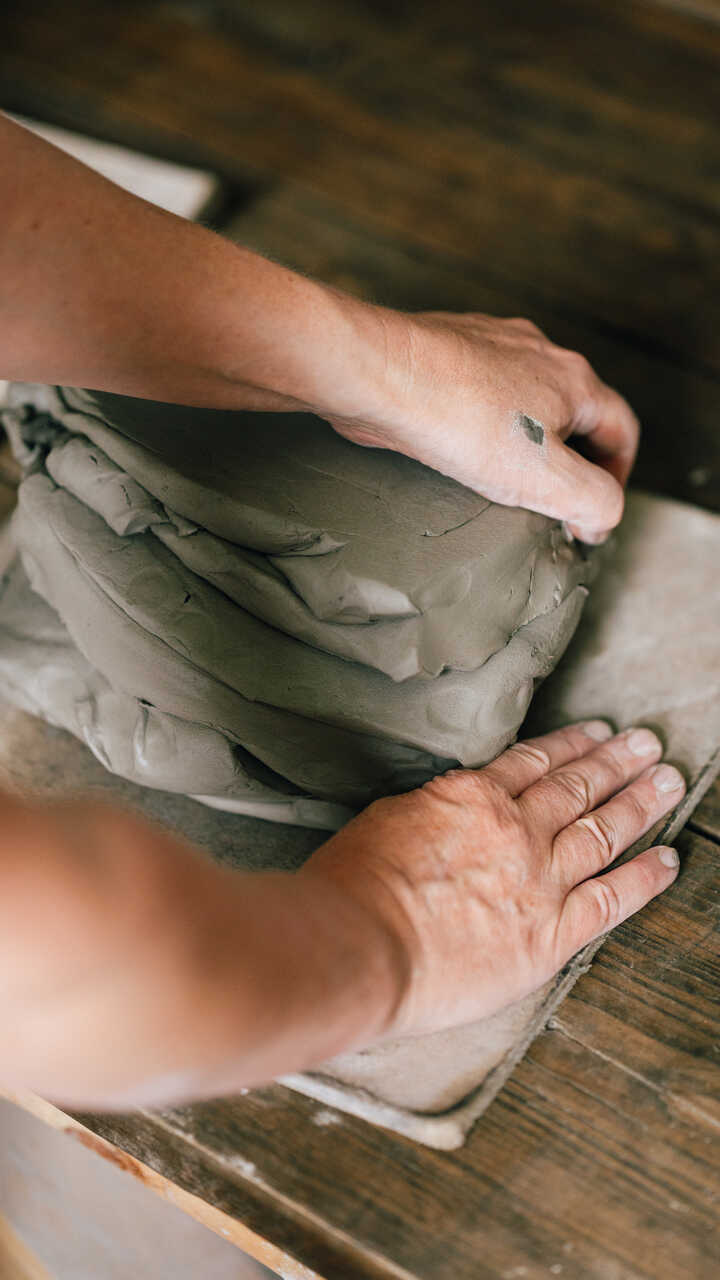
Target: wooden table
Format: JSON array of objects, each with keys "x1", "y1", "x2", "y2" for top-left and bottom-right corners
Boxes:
[{"x1": 1, "y1": 1, "x2": 719, "y2": 1275}]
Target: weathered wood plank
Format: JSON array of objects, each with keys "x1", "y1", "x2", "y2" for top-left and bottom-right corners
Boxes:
[
  {"x1": 2, "y1": 0, "x2": 720, "y2": 377},
  {"x1": 1, "y1": 3, "x2": 718, "y2": 1274},
  {"x1": 691, "y1": 774, "x2": 720, "y2": 841},
  {"x1": 62, "y1": 826, "x2": 719, "y2": 1280}
]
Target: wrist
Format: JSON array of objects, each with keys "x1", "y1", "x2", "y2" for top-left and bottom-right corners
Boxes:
[
  {"x1": 222, "y1": 252, "x2": 410, "y2": 431},
  {"x1": 254, "y1": 272, "x2": 407, "y2": 427},
  {"x1": 171, "y1": 860, "x2": 408, "y2": 1098},
  {"x1": 305, "y1": 286, "x2": 414, "y2": 432},
  {"x1": 295, "y1": 857, "x2": 410, "y2": 1047}
]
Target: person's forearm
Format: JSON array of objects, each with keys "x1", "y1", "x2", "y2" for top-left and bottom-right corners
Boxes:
[
  {"x1": 0, "y1": 795, "x2": 404, "y2": 1110},
  {"x1": 0, "y1": 113, "x2": 391, "y2": 416},
  {"x1": 170, "y1": 861, "x2": 404, "y2": 1104}
]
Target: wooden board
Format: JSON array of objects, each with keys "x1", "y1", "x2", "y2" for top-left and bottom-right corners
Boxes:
[
  {"x1": 1, "y1": 0, "x2": 719, "y2": 1271},
  {"x1": 8, "y1": 819, "x2": 713, "y2": 1280},
  {"x1": 2, "y1": 1, "x2": 720, "y2": 376}
]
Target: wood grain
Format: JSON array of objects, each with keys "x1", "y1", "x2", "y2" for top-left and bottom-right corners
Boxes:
[
  {"x1": 2, "y1": 0, "x2": 720, "y2": 375},
  {"x1": 2, "y1": 0, "x2": 719, "y2": 514},
  {"x1": 0, "y1": 1, "x2": 718, "y2": 1275},
  {"x1": 53, "y1": 824, "x2": 717, "y2": 1280},
  {"x1": 691, "y1": 775, "x2": 720, "y2": 842}
]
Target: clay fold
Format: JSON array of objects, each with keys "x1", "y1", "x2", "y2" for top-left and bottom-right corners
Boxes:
[{"x1": 0, "y1": 384, "x2": 593, "y2": 815}]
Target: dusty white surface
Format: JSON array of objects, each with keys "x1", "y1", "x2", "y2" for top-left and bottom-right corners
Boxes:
[{"x1": 10, "y1": 114, "x2": 220, "y2": 219}]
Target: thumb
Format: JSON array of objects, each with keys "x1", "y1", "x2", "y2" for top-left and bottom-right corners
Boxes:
[{"x1": 519, "y1": 434, "x2": 626, "y2": 543}]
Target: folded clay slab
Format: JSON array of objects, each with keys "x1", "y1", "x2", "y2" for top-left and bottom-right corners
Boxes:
[
  {"x1": 0, "y1": 490, "x2": 717, "y2": 1147},
  {"x1": 1, "y1": 383, "x2": 590, "y2": 815}
]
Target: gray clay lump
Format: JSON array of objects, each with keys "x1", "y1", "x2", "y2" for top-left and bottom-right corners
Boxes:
[{"x1": 0, "y1": 383, "x2": 591, "y2": 826}]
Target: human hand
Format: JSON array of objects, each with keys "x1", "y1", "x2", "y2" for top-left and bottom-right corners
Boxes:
[
  {"x1": 328, "y1": 310, "x2": 639, "y2": 544},
  {"x1": 301, "y1": 722, "x2": 684, "y2": 1039},
  {"x1": 0, "y1": 723, "x2": 684, "y2": 1106}
]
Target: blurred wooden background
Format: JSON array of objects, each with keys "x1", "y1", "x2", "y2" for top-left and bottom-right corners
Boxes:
[{"x1": 2, "y1": 0, "x2": 720, "y2": 512}]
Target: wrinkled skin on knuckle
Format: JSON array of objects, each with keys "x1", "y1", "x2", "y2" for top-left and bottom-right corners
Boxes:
[
  {"x1": 574, "y1": 811, "x2": 617, "y2": 866},
  {"x1": 507, "y1": 741, "x2": 551, "y2": 773},
  {"x1": 626, "y1": 785, "x2": 652, "y2": 828},
  {"x1": 552, "y1": 767, "x2": 595, "y2": 813},
  {"x1": 421, "y1": 767, "x2": 493, "y2": 807},
  {"x1": 602, "y1": 748, "x2": 634, "y2": 794},
  {"x1": 585, "y1": 876, "x2": 623, "y2": 937}
]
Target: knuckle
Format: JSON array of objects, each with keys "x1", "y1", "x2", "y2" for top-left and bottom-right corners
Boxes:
[
  {"x1": 563, "y1": 347, "x2": 593, "y2": 376},
  {"x1": 555, "y1": 768, "x2": 594, "y2": 811},
  {"x1": 577, "y1": 812, "x2": 617, "y2": 864},
  {"x1": 506, "y1": 316, "x2": 546, "y2": 342},
  {"x1": 622, "y1": 787, "x2": 651, "y2": 828},
  {"x1": 509, "y1": 742, "x2": 551, "y2": 772},
  {"x1": 422, "y1": 767, "x2": 490, "y2": 805},
  {"x1": 588, "y1": 877, "x2": 623, "y2": 932},
  {"x1": 421, "y1": 769, "x2": 524, "y2": 841},
  {"x1": 601, "y1": 750, "x2": 632, "y2": 795}
]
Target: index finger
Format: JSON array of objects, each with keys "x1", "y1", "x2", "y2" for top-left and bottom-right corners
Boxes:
[{"x1": 481, "y1": 719, "x2": 613, "y2": 797}]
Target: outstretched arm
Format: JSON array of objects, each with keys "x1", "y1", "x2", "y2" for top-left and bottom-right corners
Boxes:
[
  {"x1": 0, "y1": 724, "x2": 682, "y2": 1110},
  {"x1": 1, "y1": 113, "x2": 637, "y2": 541}
]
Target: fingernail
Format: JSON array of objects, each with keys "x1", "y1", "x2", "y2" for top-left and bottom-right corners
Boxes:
[
  {"x1": 649, "y1": 764, "x2": 685, "y2": 794},
  {"x1": 625, "y1": 728, "x2": 661, "y2": 756},
  {"x1": 657, "y1": 847, "x2": 680, "y2": 869},
  {"x1": 574, "y1": 527, "x2": 610, "y2": 546},
  {"x1": 580, "y1": 720, "x2": 614, "y2": 741}
]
